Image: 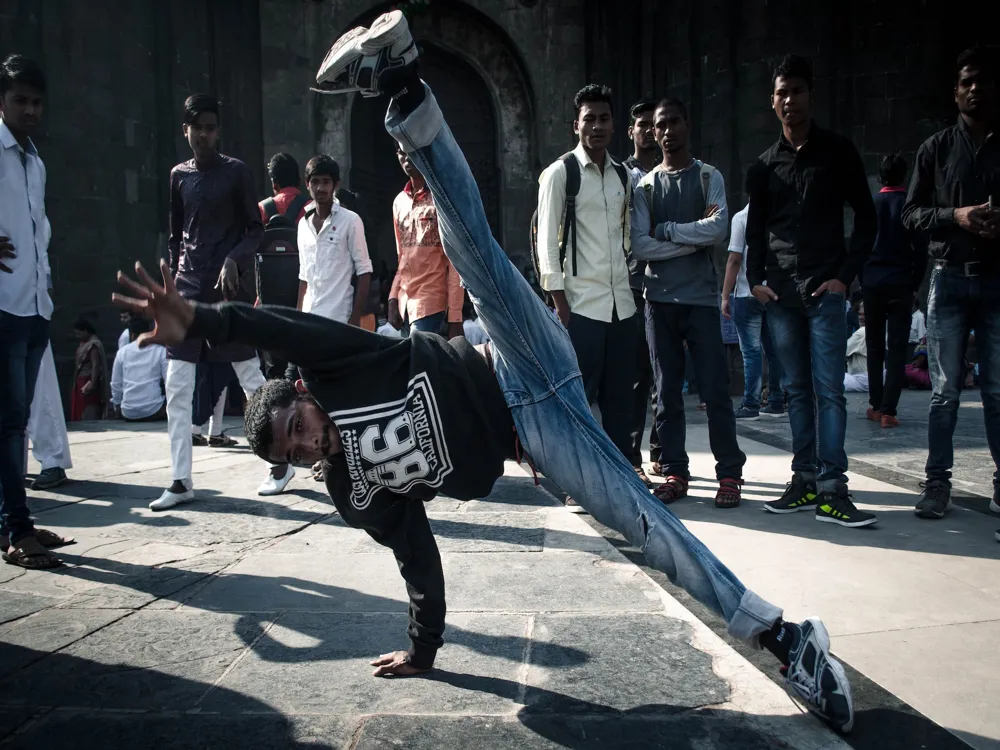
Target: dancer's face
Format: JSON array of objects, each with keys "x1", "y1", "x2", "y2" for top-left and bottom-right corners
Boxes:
[{"x1": 267, "y1": 397, "x2": 342, "y2": 466}]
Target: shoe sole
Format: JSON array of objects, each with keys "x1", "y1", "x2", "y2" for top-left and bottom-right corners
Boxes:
[
  {"x1": 797, "y1": 617, "x2": 855, "y2": 733},
  {"x1": 32, "y1": 479, "x2": 67, "y2": 491},
  {"x1": 815, "y1": 514, "x2": 877, "y2": 528},
  {"x1": 258, "y1": 470, "x2": 296, "y2": 497},
  {"x1": 315, "y1": 26, "x2": 369, "y2": 86},
  {"x1": 763, "y1": 503, "x2": 817, "y2": 514},
  {"x1": 990, "y1": 499, "x2": 1000, "y2": 514},
  {"x1": 735, "y1": 415, "x2": 760, "y2": 422},
  {"x1": 565, "y1": 505, "x2": 587, "y2": 514},
  {"x1": 360, "y1": 10, "x2": 410, "y2": 53},
  {"x1": 149, "y1": 495, "x2": 195, "y2": 512},
  {"x1": 759, "y1": 412, "x2": 785, "y2": 418}
]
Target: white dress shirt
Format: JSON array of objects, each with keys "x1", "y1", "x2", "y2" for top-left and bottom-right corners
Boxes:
[
  {"x1": 297, "y1": 200, "x2": 373, "y2": 322},
  {"x1": 727, "y1": 205, "x2": 752, "y2": 298},
  {"x1": 111, "y1": 341, "x2": 168, "y2": 420},
  {"x1": 462, "y1": 318, "x2": 490, "y2": 345},
  {"x1": 118, "y1": 328, "x2": 130, "y2": 350},
  {"x1": 0, "y1": 119, "x2": 52, "y2": 319},
  {"x1": 536, "y1": 143, "x2": 636, "y2": 323}
]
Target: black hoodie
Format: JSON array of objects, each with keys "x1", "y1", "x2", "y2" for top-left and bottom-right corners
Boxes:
[{"x1": 188, "y1": 302, "x2": 514, "y2": 667}]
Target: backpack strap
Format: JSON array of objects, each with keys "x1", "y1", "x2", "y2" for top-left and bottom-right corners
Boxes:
[
  {"x1": 262, "y1": 197, "x2": 278, "y2": 220},
  {"x1": 610, "y1": 158, "x2": 630, "y2": 260},
  {"x1": 699, "y1": 164, "x2": 716, "y2": 208},
  {"x1": 560, "y1": 153, "x2": 581, "y2": 276},
  {"x1": 284, "y1": 192, "x2": 309, "y2": 221}
]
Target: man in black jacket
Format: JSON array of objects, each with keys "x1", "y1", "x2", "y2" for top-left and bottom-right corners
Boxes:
[
  {"x1": 903, "y1": 48, "x2": 1000, "y2": 523},
  {"x1": 746, "y1": 54, "x2": 878, "y2": 529},
  {"x1": 113, "y1": 12, "x2": 856, "y2": 733}
]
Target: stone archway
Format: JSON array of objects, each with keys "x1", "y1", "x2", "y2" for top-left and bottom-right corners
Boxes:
[{"x1": 317, "y1": 1, "x2": 535, "y2": 265}]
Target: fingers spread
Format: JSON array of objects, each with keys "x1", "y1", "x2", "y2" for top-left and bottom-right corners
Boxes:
[
  {"x1": 112, "y1": 293, "x2": 149, "y2": 314},
  {"x1": 117, "y1": 272, "x2": 153, "y2": 299},
  {"x1": 135, "y1": 262, "x2": 165, "y2": 295}
]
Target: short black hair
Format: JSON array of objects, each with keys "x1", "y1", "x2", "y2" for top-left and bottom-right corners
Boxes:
[
  {"x1": 128, "y1": 316, "x2": 150, "y2": 339},
  {"x1": 183, "y1": 93, "x2": 220, "y2": 126},
  {"x1": 629, "y1": 99, "x2": 656, "y2": 126},
  {"x1": 73, "y1": 316, "x2": 96, "y2": 336},
  {"x1": 878, "y1": 153, "x2": 907, "y2": 187},
  {"x1": 574, "y1": 84, "x2": 614, "y2": 119},
  {"x1": 244, "y1": 378, "x2": 300, "y2": 461},
  {"x1": 956, "y1": 47, "x2": 995, "y2": 84},
  {"x1": 0, "y1": 54, "x2": 46, "y2": 97},
  {"x1": 267, "y1": 152, "x2": 300, "y2": 189},
  {"x1": 654, "y1": 98, "x2": 689, "y2": 121},
  {"x1": 305, "y1": 154, "x2": 340, "y2": 183},
  {"x1": 772, "y1": 54, "x2": 814, "y2": 91},
  {"x1": 334, "y1": 187, "x2": 359, "y2": 212}
]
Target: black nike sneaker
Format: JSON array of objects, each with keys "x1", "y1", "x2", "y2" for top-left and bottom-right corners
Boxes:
[
  {"x1": 814, "y1": 488, "x2": 877, "y2": 528},
  {"x1": 764, "y1": 474, "x2": 818, "y2": 514},
  {"x1": 915, "y1": 480, "x2": 952, "y2": 519},
  {"x1": 783, "y1": 618, "x2": 855, "y2": 733}
]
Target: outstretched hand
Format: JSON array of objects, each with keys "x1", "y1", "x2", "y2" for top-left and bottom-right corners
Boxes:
[
  {"x1": 113, "y1": 259, "x2": 196, "y2": 348},
  {"x1": 370, "y1": 650, "x2": 431, "y2": 678}
]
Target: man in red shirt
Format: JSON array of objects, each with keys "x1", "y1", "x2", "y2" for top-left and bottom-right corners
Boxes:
[{"x1": 258, "y1": 152, "x2": 308, "y2": 225}]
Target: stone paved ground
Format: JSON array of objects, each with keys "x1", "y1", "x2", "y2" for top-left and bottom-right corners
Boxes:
[{"x1": 1, "y1": 421, "x2": 845, "y2": 750}]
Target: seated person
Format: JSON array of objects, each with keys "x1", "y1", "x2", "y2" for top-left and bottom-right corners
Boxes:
[
  {"x1": 113, "y1": 13, "x2": 855, "y2": 734},
  {"x1": 111, "y1": 317, "x2": 167, "y2": 421}
]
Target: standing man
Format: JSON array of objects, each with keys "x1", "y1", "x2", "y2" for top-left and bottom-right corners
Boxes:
[
  {"x1": 259, "y1": 152, "x2": 308, "y2": 225},
  {"x1": 746, "y1": 55, "x2": 878, "y2": 528},
  {"x1": 903, "y1": 49, "x2": 999, "y2": 522},
  {"x1": 632, "y1": 99, "x2": 745, "y2": 509},
  {"x1": 624, "y1": 99, "x2": 661, "y2": 484},
  {"x1": 0, "y1": 54, "x2": 71, "y2": 568},
  {"x1": 296, "y1": 155, "x2": 372, "y2": 328},
  {"x1": 862, "y1": 154, "x2": 926, "y2": 428},
  {"x1": 388, "y1": 146, "x2": 463, "y2": 339},
  {"x1": 721, "y1": 200, "x2": 786, "y2": 420},
  {"x1": 158, "y1": 93, "x2": 293, "y2": 510},
  {"x1": 536, "y1": 84, "x2": 638, "y2": 476}
]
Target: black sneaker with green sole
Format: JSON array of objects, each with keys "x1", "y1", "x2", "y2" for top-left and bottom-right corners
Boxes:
[
  {"x1": 815, "y1": 490, "x2": 877, "y2": 528},
  {"x1": 765, "y1": 476, "x2": 818, "y2": 514}
]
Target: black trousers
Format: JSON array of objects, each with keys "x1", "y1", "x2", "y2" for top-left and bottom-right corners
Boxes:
[
  {"x1": 646, "y1": 301, "x2": 745, "y2": 480},
  {"x1": 568, "y1": 309, "x2": 639, "y2": 460},
  {"x1": 630, "y1": 290, "x2": 660, "y2": 466},
  {"x1": 863, "y1": 286, "x2": 912, "y2": 417}
]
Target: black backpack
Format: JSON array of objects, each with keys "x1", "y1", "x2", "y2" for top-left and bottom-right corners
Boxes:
[
  {"x1": 249, "y1": 193, "x2": 310, "y2": 307},
  {"x1": 529, "y1": 153, "x2": 629, "y2": 290}
]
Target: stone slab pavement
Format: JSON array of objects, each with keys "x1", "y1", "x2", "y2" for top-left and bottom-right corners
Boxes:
[
  {"x1": 0, "y1": 419, "x2": 845, "y2": 749},
  {"x1": 629, "y1": 391, "x2": 999, "y2": 750}
]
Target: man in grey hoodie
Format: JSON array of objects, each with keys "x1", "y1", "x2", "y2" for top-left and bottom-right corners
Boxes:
[{"x1": 632, "y1": 99, "x2": 746, "y2": 509}]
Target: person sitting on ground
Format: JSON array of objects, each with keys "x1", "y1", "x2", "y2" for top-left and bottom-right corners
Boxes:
[
  {"x1": 111, "y1": 316, "x2": 168, "y2": 421},
  {"x1": 70, "y1": 316, "x2": 109, "y2": 421},
  {"x1": 113, "y1": 14, "x2": 856, "y2": 733},
  {"x1": 843, "y1": 303, "x2": 870, "y2": 393}
]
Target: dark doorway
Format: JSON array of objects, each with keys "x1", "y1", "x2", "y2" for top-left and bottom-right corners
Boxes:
[{"x1": 350, "y1": 44, "x2": 500, "y2": 278}]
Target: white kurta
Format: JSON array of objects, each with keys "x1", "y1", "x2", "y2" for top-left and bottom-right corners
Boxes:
[{"x1": 26, "y1": 344, "x2": 72, "y2": 471}]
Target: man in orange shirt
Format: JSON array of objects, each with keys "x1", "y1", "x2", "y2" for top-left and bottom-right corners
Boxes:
[
  {"x1": 258, "y1": 152, "x2": 308, "y2": 225},
  {"x1": 388, "y1": 146, "x2": 463, "y2": 338}
]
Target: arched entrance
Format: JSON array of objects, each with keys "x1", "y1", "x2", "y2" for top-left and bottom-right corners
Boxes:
[{"x1": 350, "y1": 44, "x2": 500, "y2": 274}]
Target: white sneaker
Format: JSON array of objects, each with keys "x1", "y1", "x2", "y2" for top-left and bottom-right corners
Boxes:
[
  {"x1": 313, "y1": 9, "x2": 418, "y2": 98},
  {"x1": 258, "y1": 465, "x2": 295, "y2": 496},
  {"x1": 149, "y1": 487, "x2": 194, "y2": 511}
]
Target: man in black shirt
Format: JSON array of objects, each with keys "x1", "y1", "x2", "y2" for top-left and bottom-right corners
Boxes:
[
  {"x1": 746, "y1": 55, "x2": 877, "y2": 528},
  {"x1": 114, "y1": 13, "x2": 856, "y2": 733},
  {"x1": 903, "y1": 48, "x2": 1000, "y2": 523}
]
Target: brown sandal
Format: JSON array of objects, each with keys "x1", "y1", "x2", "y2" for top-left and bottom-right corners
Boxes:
[
  {"x1": 0, "y1": 528, "x2": 74, "y2": 551},
  {"x1": 715, "y1": 478, "x2": 743, "y2": 509},
  {"x1": 653, "y1": 476, "x2": 689, "y2": 504},
  {"x1": 2, "y1": 537, "x2": 63, "y2": 569}
]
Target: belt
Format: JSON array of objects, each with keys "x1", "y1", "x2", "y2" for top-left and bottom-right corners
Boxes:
[{"x1": 934, "y1": 259, "x2": 994, "y2": 278}]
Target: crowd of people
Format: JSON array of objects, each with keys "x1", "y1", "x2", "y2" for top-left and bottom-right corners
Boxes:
[{"x1": 1, "y1": 13, "x2": 998, "y2": 733}]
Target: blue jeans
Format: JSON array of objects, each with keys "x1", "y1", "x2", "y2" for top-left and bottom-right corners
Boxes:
[
  {"x1": 0, "y1": 312, "x2": 49, "y2": 543},
  {"x1": 926, "y1": 265, "x2": 1000, "y2": 488},
  {"x1": 406, "y1": 310, "x2": 447, "y2": 337},
  {"x1": 732, "y1": 295, "x2": 784, "y2": 411},
  {"x1": 766, "y1": 294, "x2": 848, "y2": 491},
  {"x1": 385, "y1": 84, "x2": 781, "y2": 645}
]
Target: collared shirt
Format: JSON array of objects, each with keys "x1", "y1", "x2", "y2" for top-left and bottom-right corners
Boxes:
[
  {"x1": 111, "y1": 341, "x2": 168, "y2": 420},
  {"x1": 390, "y1": 182, "x2": 463, "y2": 324},
  {"x1": 727, "y1": 204, "x2": 752, "y2": 298},
  {"x1": 0, "y1": 119, "x2": 52, "y2": 319},
  {"x1": 902, "y1": 116, "x2": 999, "y2": 267},
  {"x1": 258, "y1": 186, "x2": 307, "y2": 224},
  {"x1": 745, "y1": 122, "x2": 876, "y2": 306},
  {"x1": 536, "y1": 143, "x2": 635, "y2": 323},
  {"x1": 298, "y1": 200, "x2": 372, "y2": 323}
]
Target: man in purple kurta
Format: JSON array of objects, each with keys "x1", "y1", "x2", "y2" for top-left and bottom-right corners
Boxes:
[{"x1": 153, "y1": 94, "x2": 295, "y2": 511}]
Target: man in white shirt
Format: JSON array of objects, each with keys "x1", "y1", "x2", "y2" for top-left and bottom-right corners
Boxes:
[
  {"x1": 0, "y1": 55, "x2": 72, "y2": 569},
  {"x1": 26, "y1": 343, "x2": 72, "y2": 490},
  {"x1": 536, "y1": 84, "x2": 638, "y2": 478},
  {"x1": 296, "y1": 155, "x2": 372, "y2": 326},
  {"x1": 721, "y1": 200, "x2": 786, "y2": 420},
  {"x1": 112, "y1": 318, "x2": 168, "y2": 421}
]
